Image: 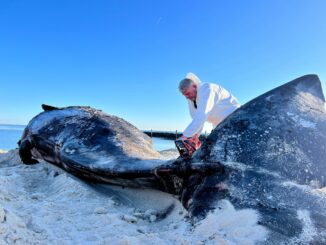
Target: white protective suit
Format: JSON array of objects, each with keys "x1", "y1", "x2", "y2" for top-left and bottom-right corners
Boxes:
[{"x1": 183, "y1": 73, "x2": 241, "y2": 137}]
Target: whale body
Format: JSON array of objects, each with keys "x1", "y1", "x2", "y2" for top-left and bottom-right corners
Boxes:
[{"x1": 19, "y1": 74, "x2": 326, "y2": 243}]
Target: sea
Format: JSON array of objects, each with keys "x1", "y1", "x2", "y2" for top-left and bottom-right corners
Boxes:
[
  {"x1": 0, "y1": 124, "x2": 25, "y2": 151},
  {"x1": 0, "y1": 124, "x2": 175, "y2": 151}
]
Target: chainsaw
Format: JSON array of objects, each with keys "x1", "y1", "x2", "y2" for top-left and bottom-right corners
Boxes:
[{"x1": 174, "y1": 137, "x2": 201, "y2": 159}]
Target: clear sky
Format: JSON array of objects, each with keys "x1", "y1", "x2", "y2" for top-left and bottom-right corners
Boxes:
[{"x1": 0, "y1": 0, "x2": 325, "y2": 132}]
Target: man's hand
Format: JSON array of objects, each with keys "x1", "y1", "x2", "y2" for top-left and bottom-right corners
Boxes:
[
  {"x1": 178, "y1": 135, "x2": 188, "y2": 141},
  {"x1": 193, "y1": 134, "x2": 200, "y2": 139},
  {"x1": 179, "y1": 134, "x2": 200, "y2": 141}
]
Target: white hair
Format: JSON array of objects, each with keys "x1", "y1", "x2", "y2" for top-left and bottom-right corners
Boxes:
[{"x1": 178, "y1": 72, "x2": 202, "y2": 92}]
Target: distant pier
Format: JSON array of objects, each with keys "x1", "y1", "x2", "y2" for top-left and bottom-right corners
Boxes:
[{"x1": 143, "y1": 130, "x2": 207, "y2": 141}]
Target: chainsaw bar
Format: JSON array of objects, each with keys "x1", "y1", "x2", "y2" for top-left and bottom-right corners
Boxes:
[
  {"x1": 175, "y1": 140, "x2": 190, "y2": 158},
  {"x1": 175, "y1": 139, "x2": 200, "y2": 159}
]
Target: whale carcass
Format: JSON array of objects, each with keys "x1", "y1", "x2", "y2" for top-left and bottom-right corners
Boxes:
[
  {"x1": 18, "y1": 104, "x2": 175, "y2": 190},
  {"x1": 18, "y1": 74, "x2": 326, "y2": 244}
]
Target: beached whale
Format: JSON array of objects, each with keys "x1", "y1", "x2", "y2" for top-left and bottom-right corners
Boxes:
[
  {"x1": 18, "y1": 104, "x2": 177, "y2": 190},
  {"x1": 18, "y1": 74, "x2": 326, "y2": 243},
  {"x1": 18, "y1": 104, "x2": 219, "y2": 193},
  {"x1": 182, "y1": 74, "x2": 326, "y2": 243}
]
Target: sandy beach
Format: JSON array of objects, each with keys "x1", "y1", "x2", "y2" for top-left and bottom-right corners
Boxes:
[{"x1": 0, "y1": 149, "x2": 267, "y2": 245}]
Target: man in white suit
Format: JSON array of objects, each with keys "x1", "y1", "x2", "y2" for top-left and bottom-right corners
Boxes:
[{"x1": 178, "y1": 73, "x2": 240, "y2": 147}]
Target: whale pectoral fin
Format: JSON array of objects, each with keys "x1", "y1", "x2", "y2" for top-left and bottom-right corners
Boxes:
[
  {"x1": 41, "y1": 104, "x2": 59, "y2": 111},
  {"x1": 19, "y1": 140, "x2": 39, "y2": 165}
]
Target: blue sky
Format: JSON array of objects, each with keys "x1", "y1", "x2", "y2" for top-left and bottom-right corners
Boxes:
[{"x1": 0, "y1": 0, "x2": 325, "y2": 132}]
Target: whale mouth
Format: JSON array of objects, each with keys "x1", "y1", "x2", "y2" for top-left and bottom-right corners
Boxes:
[{"x1": 18, "y1": 139, "x2": 39, "y2": 165}]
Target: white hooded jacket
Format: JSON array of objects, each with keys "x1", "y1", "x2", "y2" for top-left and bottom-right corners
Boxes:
[{"x1": 183, "y1": 73, "x2": 240, "y2": 137}]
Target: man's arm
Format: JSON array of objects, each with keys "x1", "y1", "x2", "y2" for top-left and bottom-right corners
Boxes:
[{"x1": 183, "y1": 84, "x2": 215, "y2": 137}]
